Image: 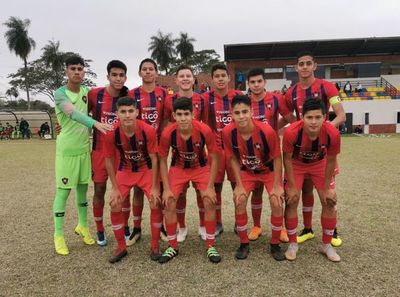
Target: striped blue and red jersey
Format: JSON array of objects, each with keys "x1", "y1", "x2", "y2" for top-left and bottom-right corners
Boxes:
[
  {"x1": 128, "y1": 86, "x2": 167, "y2": 135},
  {"x1": 282, "y1": 120, "x2": 340, "y2": 165},
  {"x1": 250, "y1": 92, "x2": 284, "y2": 132},
  {"x1": 103, "y1": 120, "x2": 157, "y2": 172},
  {"x1": 164, "y1": 92, "x2": 208, "y2": 123},
  {"x1": 202, "y1": 89, "x2": 243, "y2": 148},
  {"x1": 88, "y1": 87, "x2": 119, "y2": 151},
  {"x1": 159, "y1": 120, "x2": 219, "y2": 169},
  {"x1": 282, "y1": 78, "x2": 339, "y2": 120},
  {"x1": 222, "y1": 119, "x2": 281, "y2": 174}
]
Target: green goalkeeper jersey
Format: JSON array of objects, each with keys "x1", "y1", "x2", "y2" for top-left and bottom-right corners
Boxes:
[{"x1": 55, "y1": 85, "x2": 96, "y2": 156}]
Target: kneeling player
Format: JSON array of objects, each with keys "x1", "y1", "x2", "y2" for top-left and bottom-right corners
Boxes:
[
  {"x1": 283, "y1": 99, "x2": 341, "y2": 262},
  {"x1": 222, "y1": 95, "x2": 285, "y2": 261},
  {"x1": 104, "y1": 97, "x2": 162, "y2": 263},
  {"x1": 159, "y1": 97, "x2": 221, "y2": 264}
]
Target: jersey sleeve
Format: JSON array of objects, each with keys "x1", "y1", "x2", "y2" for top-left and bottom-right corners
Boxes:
[
  {"x1": 203, "y1": 124, "x2": 218, "y2": 154},
  {"x1": 282, "y1": 126, "x2": 296, "y2": 154},
  {"x1": 158, "y1": 128, "x2": 171, "y2": 158},
  {"x1": 327, "y1": 125, "x2": 341, "y2": 155},
  {"x1": 54, "y1": 87, "x2": 96, "y2": 128},
  {"x1": 103, "y1": 131, "x2": 116, "y2": 158},
  {"x1": 324, "y1": 82, "x2": 341, "y2": 106},
  {"x1": 222, "y1": 126, "x2": 234, "y2": 159}
]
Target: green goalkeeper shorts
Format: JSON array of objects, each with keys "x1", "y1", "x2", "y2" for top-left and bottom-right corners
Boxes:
[{"x1": 55, "y1": 152, "x2": 91, "y2": 189}]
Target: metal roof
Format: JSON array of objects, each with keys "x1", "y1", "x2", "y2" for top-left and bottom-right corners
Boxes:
[{"x1": 224, "y1": 36, "x2": 400, "y2": 61}]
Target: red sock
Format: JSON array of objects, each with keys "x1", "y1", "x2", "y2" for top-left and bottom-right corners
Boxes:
[
  {"x1": 270, "y1": 215, "x2": 283, "y2": 244},
  {"x1": 196, "y1": 192, "x2": 205, "y2": 227},
  {"x1": 321, "y1": 217, "x2": 336, "y2": 244},
  {"x1": 110, "y1": 211, "x2": 126, "y2": 251},
  {"x1": 176, "y1": 195, "x2": 186, "y2": 228},
  {"x1": 204, "y1": 220, "x2": 216, "y2": 248},
  {"x1": 132, "y1": 204, "x2": 143, "y2": 229},
  {"x1": 165, "y1": 222, "x2": 178, "y2": 249},
  {"x1": 251, "y1": 195, "x2": 262, "y2": 227},
  {"x1": 302, "y1": 193, "x2": 314, "y2": 229},
  {"x1": 235, "y1": 213, "x2": 249, "y2": 244},
  {"x1": 93, "y1": 200, "x2": 105, "y2": 232},
  {"x1": 150, "y1": 208, "x2": 162, "y2": 250},
  {"x1": 285, "y1": 217, "x2": 298, "y2": 243},
  {"x1": 122, "y1": 197, "x2": 130, "y2": 228},
  {"x1": 216, "y1": 192, "x2": 222, "y2": 224}
]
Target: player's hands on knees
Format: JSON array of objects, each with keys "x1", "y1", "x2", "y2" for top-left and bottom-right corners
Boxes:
[
  {"x1": 149, "y1": 187, "x2": 161, "y2": 207},
  {"x1": 94, "y1": 121, "x2": 113, "y2": 135},
  {"x1": 233, "y1": 185, "x2": 248, "y2": 206},
  {"x1": 285, "y1": 186, "x2": 300, "y2": 206},
  {"x1": 110, "y1": 188, "x2": 122, "y2": 209},
  {"x1": 323, "y1": 188, "x2": 337, "y2": 207},
  {"x1": 270, "y1": 184, "x2": 285, "y2": 208},
  {"x1": 202, "y1": 187, "x2": 217, "y2": 204},
  {"x1": 162, "y1": 189, "x2": 175, "y2": 207}
]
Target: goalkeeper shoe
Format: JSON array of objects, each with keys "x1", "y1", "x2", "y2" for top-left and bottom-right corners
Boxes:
[
  {"x1": 74, "y1": 225, "x2": 95, "y2": 245},
  {"x1": 54, "y1": 235, "x2": 69, "y2": 256}
]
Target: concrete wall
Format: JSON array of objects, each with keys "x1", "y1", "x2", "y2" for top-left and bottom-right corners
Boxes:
[{"x1": 342, "y1": 100, "x2": 400, "y2": 125}]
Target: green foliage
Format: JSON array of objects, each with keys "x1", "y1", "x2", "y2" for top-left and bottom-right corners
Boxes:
[{"x1": 148, "y1": 31, "x2": 176, "y2": 75}]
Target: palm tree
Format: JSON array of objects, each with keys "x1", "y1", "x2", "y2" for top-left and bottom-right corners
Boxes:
[
  {"x1": 41, "y1": 40, "x2": 65, "y2": 87},
  {"x1": 175, "y1": 32, "x2": 196, "y2": 64},
  {"x1": 148, "y1": 31, "x2": 175, "y2": 74},
  {"x1": 3, "y1": 17, "x2": 36, "y2": 110},
  {"x1": 6, "y1": 87, "x2": 19, "y2": 100}
]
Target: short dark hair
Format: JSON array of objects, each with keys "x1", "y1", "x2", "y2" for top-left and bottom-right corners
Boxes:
[
  {"x1": 176, "y1": 64, "x2": 194, "y2": 76},
  {"x1": 107, "y1": 60, "x2": 127, "y2": 74},
  {"x1": 65, "y1": 55, "x2": 85, "y2": 67},
  {"x1": 302, "y1": 98, "x2": 326, "y2": 115},
  {"x1": 139, "y1": 58, "x2": 158, "y2": 72},
  {"x1": 211, "y1": 63, "x2": 228, "y2": 77},
  {"x1": 296, "y1": 51, "x2": 315, "y2": 62},
  {"x1": 247, "y1": 68, "x2": 265, "y2": 81},
  {"x1": 173, "y1": 97, "x2": 193, "y2": 112},
  {"x1": 116, "y1": 96, "x2": 137, "y2": 109},
  {"x1": 231, "y1": 95, "x2": 251, "y2": 108}
]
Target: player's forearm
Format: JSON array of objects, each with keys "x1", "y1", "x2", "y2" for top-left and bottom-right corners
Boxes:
[
  {"x1": 207, "y1": 152, "x2": 219, "y2": 188},
  {"x1": 159, "y1": 157, "x2": 171, "y2": 191},
  {"x1": 324, "y1": 156, "x2": 336, "y2": 189},
  {"x1": 331, "y1": 104, "x2": 346, "y2": 127},
  {"x1": 105, "y1": 157, "x2": 118, "y2": 189},
  {"x1": 272, "y1": 156, "x2": 283, "y2": 187},
  {"x1": 283, "y1": 113, "x2": 296, "y2": 124},
  {"x1": 278, "y1": 117, "x2": 288, "y2": 129},
  {"x1": 230, "y1": 157, "x2": 244, "y2": 188}
]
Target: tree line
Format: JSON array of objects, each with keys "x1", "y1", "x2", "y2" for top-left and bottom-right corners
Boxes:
[{"x1": 3, "y1": 17, "x2": 221, "y2": 110}]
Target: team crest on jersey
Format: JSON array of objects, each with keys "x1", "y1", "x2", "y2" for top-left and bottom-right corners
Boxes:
[
  {"x1": 82, "y1": 96, "x2": 87, "y2": 103},
  {"x1": 62, "y1": 177, "x2": 68, "y2": 185},
  {"x1": 266, "y1": 103, "x2": 272, "y2": 110}
]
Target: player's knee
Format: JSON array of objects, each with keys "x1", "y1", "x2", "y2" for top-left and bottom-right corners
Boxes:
[
  {"x1": 110, "y1": 201, "x2": 122, "y2": 212},
  {"x1": 165, "y1": 197, "x2": 176, "y2": 210}
]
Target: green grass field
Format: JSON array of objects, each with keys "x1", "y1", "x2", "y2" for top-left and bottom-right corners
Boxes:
[{"x1": 1, "y1": 136, "x2": 399, "y2": 297}]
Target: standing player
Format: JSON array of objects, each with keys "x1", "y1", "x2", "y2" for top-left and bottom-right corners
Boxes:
[
  {"x1": 281, "y1": 51, "x2": 345, "y2": 246},
  {"x1": 88, "y1": 60, "x2": 129, "y2": 246},
  {"x1": 53, "y1": 55, "x2": 111, "y2": 255},
  {"x1": 158, "y1": 98, "x2": 221, "y2": 264},
  {"x1": 246, "y1": 68, "x2": 289, "y2": 242},
  {"x1": 201, "y1": 63, "x2": 243, "y2": 238},
  {"x1": 163, "y1": 65, "x2": 208, "y2": 242},
  {"x1": 127, "y1": 58, "x2": 168, "y2": 245},
  {"x1": 283, "y1": 99, "x2": 341, "y2": 262},
  {"x1": 103, "y1": 97, "x2": 162, "y2": 263},
  {"x1": 223, "y1": 95, "x2": 285, "y2": 261}
]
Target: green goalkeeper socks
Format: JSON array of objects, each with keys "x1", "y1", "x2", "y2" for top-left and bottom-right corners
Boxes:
[
  {"x1": 76, "y1": 184, "x2": 89, "y2": 228},
  {"x1": 53, "y1": 188, "x2": 70, "y2": 236}
]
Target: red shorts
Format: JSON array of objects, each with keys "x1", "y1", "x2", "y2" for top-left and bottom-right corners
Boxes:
[
  {"x1": 241, "y1": 170, "x2": 276, "y2": 194},
  {"x1": 91, "y1": 150, "x2": 119, "y2": 183},
  {"x1": 291, "y1": 161, "x2": 336, "y2": 191},
  {"x1": 116, "y1": 170, "x2": 153, "y2": 199},
  {"x1": 214, "y1": 150, "x2": 235, "y2": 184},
  {"x1": 168, "y1": 166, "x2": 210, "y2": 198}
]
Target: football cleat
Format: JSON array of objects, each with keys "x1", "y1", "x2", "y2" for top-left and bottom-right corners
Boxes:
[
  {"x1": 54, "y1": 235, "x2": 69, "y2": 256},
  {"x1": 109, "y1": 248, "x2": 128, "y2": 264},
  {"x1": 207, "y1": 246, "x2": 222, "y2": 263},
  {"x1": 126, "y1": 228, "x2": 142, "y2": 246},
  {"x1": 235, "y1": 243, "x2": 250, "y2": 260},
  {"x1": 158, "y1": 247, "x2": 178, "y2": 264},
  {"x1": 177, "y1": 227, "x2": 188, "y2": 243},
  {"x1": 96, "y1": 231, "x2": 107, "y2": 247},
  {"x1": 297, "y1": 228, "x2": 315, "y2": 244},
  {"x1": 74, "y1": 225, "x2": 95, "y2": 245},
  {"x1": 248, "y1": 226, "x2": 262, "y2": 241}
]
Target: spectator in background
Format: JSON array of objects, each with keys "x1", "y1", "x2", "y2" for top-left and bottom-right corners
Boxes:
[
  {"x1": 335, "y1": 82, "x2": 341, "y2": 91},
  {"x1": 356, "y1": 82, "x2": 363, "y2": 93},
  {"x1": 344, "y1": 81, "x2": 352, "y2": 94},
  {"x1": 281, "y1": 84, "x2": 288, "y2": 94},
  {"x1": 19, "y1": 118, "x2": 30, "y2": 139},
  {"x1": 39, "y1": 121, "x2": 51, "y2": 138},
  {"x1": 354, "y1": 125, "x2": 363, "y2": 134}
]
